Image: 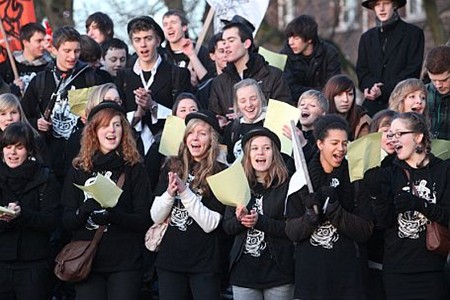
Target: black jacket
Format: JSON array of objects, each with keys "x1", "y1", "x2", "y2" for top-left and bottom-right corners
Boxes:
[
  {"x1": 0, "y1": 162, "x2": 59, "y2": 262},
  {"x1": 223, "y1": 181, "x2": 295, "y2": 289},
  {"x1": 62, "y1": 154, "x2": 152, "y2": 272},
  {"x1": 21, "y1": 62, "x2": 108, "y2": 181},
  {"x1": 208, "y1": 53, "x2": 292, "y2": 116},
  {"x1": 356, "y1": 18, "x2": 424, "y2": 115},
  {"x1": 281, "y1": 39, "x2": 341, "y2": 101}
]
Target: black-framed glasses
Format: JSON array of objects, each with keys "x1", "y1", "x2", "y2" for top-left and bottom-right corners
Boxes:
[{"x1": 386, "y1": 131, "x2": 416, "y2": 140}]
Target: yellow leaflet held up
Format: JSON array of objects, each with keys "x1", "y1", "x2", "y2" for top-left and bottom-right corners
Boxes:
[
  {"x1": 347, "y1": 132, "x2": 382, "y2": 182},
  {"x1": 431, "y1": 139, "x2": 450, "y2": 160},
  {"x1": 258, "y1": 46, "x2": 288, "y2": 71},
  {"x1": 159, "y1": 115, "x2": 186, "y2": 156},
  {"x1": 264, "y1": 99, "x2": 300, "y2": 156},
  {"x1": 74, "y1": 173, "x2": 123, "y2": 208},
  {"x1": 68, "y1": 87, "x2": 94, "y2": 118},
  {"x1": 207, "y1": 162, "x2": 250, "y2": 207},
  {"x1": 0, "y1": 206, "x2": 16, "y2": 216}
]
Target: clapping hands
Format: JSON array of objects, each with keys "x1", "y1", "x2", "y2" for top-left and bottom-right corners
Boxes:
[{"x1": 167, "y1": 172, "x2": 187, "y2": 197}]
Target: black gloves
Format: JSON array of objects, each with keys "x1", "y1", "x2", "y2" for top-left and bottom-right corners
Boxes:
[
  {"x1": 90, "y1": 210, "x2": 110, "y2": 225},
  {"x1": 394, "y1": 191, "x2": 429, "y2": 214},
  {"x1": 76, "y1": 199, "x2": 101, "y2": 222},
  {"x1": 304, "y1": 193, "x2": 321, "y2": 210},
  {"x1": 318, "y1": 186, "x2": 338, "y2": 204}
]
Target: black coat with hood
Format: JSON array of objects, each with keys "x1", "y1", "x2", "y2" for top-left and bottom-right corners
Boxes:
[
  {"x1": 208, "y1": 53, "x2": 292, "y2": 116},
  {"x1": 281, "y1": 39, "x2": 341, "y2": 101}
]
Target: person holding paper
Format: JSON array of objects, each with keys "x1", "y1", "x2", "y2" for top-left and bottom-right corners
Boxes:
[
  {"x1": 150, "y1": 110, "x2": 226, "y2": 300},
  {"x1": 0, "y1": 122, "x2": 59, "y2": 300},
  {"x1": 371, "y1": 112, "x2": 450, "y2": 299},
  {"x1": 223, "y1": 79, "x2": 267, "y2": 164},
  {"x1": 324, "y1": 74, "x2": 371, "y2": 141},
  {"x1": 146, "y1": 92, "x2": 200, "y2": 191},
  {"x1": 223, "y1": 127, "x2": 296, "y2": 300},
  {"x1": 61, "y1": 101, "x2": 151, "y2": 299},
  {"x1": 285, "y1": 115, "x2": 373, "y2": 299}
]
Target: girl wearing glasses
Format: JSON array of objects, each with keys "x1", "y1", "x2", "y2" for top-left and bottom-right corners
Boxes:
[{"x1": 373, "y1": 112, "x2": 450, "y2": 299}]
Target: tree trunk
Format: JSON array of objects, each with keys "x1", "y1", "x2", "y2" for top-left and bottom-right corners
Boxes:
[
  {"x1": 35, "y1": 0, "x2": 74, "y2": 28},
  {"x1": 423, "y1": 0, "x2": 448, "y2": 45}
]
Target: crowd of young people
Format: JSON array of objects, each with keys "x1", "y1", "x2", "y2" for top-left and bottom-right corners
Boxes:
[{"x1": 0, "y1": 0, "x2": 449, "y2": 299}]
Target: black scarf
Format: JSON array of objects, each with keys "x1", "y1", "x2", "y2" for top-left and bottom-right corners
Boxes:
[
  {"x1": 92, "y1": 151, "x2": 125, "y2": 173},
  {"x1": 0, "y1": 160, "x2": 39, "y2": 195}
]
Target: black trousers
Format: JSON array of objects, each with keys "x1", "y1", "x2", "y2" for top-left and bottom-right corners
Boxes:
[
  {"x1": 74, "y1": 270, "x2": 142, "y2": 300},
  {"x1": 0, "y1": 260, "x2": 52, "y2": 300},
  {"x1": 383, "y1": 271, "x2": 448, "y2": 300},
  {"x1": 157, "y1": 268, "x2": 221, "y2": 300}
]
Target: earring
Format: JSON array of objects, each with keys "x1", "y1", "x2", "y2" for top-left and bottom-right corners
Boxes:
[{"x1": 415, "y1": 145, "x2": 423, "y2": 154}]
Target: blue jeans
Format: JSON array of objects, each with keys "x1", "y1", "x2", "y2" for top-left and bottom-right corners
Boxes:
[{"x1": 232, "y1": 284, "x2": 294, "y2": 300}]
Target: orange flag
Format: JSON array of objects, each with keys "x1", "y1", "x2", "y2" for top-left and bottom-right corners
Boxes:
[{"x1": 0, "y1": 0, "x2": 36, "y2": 63}]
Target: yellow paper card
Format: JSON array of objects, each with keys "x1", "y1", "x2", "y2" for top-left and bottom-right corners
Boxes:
[
  {"x1": 68, "y1": 87, "x2": 94, "y2": 118},
  {"x1": 74, "y1": 173, "x2": 123, "y2": 208},
  {"x1": 258, "y1": 46, "x2": 288, "y2": 71},
  {"x1": 207, "y1": 162, "x2": 250, "y2": 207},
  {"x1": 347, "y1": 132, "x2": 382, "y2": 182},
  {"x1": 159, "y1": 115, "x2": 186, "y2": 156},
  {"x1": 264, "y1": 99, "x2": 300, "y2": 155},
  {"x1": 431, "y1": 139, "x2": 450, "y2": 160}
]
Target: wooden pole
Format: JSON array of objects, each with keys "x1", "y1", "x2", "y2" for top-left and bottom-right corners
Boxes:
[
  {"x1": 195, "y1": 7, "x2": 215, "y2": 54},
  {"x1": 0, "y1": 17, "x2": 19, "y2": 80}
]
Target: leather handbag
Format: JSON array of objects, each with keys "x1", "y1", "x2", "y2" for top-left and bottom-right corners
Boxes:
[
  {"x1": 54, "y1": 172, "x2": 125, "y2": 282},
  {"x1": 403, "y1": 169, "x2": 450, "y2": 257},
  {"x1": 426, "y1": 221, "x2": 450, "y2": 257},
  {"x1": 54, "y1": 225, "x2": 106, "y2": 282},
  {"x1": 145, "y1": 216, "x2": 170, "y2": 252}
]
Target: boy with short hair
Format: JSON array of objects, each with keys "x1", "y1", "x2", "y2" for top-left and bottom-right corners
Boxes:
[
  {"x1": 101, "y1": 38, "x2": 129, "y2": 79},
  {"x1": 425, "y1": 45, "x2": 450, "y2": 139},
  {"x1": 281, "y1": 15, "x2": 341, "y2": 102},
  {"x1": 0, "y1": 22, "x2": 52, "y2": 95},
  {"x1": 21, "y1": 26, "x2": 106, "y2": 182},
  {"x1": 209, "y1": 16, "x2": 292, "y2": 118}
]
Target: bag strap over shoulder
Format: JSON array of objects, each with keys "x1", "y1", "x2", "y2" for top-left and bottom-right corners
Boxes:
[{"x1": 116, "y1": 172, "x2": 125, "y2": 189}]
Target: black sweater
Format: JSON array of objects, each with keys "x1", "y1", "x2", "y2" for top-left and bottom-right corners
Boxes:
[{"x1": 285, "y1": 153, "x2": 373, "y2": 299}]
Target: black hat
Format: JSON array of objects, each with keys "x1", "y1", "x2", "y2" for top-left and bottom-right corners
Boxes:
[
  {"x1": 127, "y1": 16, "x2": 165, "y2": 42},
  {"x1": 241, "y1": 127, "x2": 281, "y2": 151},
  {"x1": 222, "y1": 15, "x2": 256, "y2": 33},
  {"x1": 362, "y1": 0, "x2": 406, "y2": 9},
  {"x1": 185, "y1": 110, "x2": 221, "y2": 134},
  {"x1": 88, "y1": 101, "x2": 126, "y2": 122}
]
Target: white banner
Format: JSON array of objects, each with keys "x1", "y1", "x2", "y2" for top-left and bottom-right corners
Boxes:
[{"x1": 206, "y1": 0, "x2": 270, "y2": 35}]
